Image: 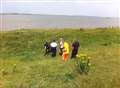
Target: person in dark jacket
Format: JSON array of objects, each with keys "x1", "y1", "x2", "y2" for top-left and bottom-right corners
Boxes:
[
  {"x1": 44, "y1": 41, "x2": 51, "y2": 56},
  {"x1": 71, "y1": 40, "x2": 80, "y2": 58}
]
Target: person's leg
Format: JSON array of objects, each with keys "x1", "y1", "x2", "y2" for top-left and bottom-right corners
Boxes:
[
  {"x1": 65, "y1": 54, "x2": 69, "y2": 61},
  {"x1": 54, "y1": 48, "x2": 57, "y2": 56},
  {"x1": 44, "y1": 48, "x2": 47, "y2": 56},
  {"x1": 47, "y1": 48, "x2": 50, "y2": 55},
  {"x1": 74, "y1": 49, "x2": 78, "y2": 58},
  {"x1": 61, "y1": 48, "x2": 63, "y2": 55},
  {"x1": 59, "y1": 48, "x2": 62, "y2": 56},
  {"x1": 52, "y1": 48, "x2": 56, "y2": 57},
  {"x1": 71, "y1": 50, "x2": 75, "y2": 59},
  {"x1": 51, "y1": 48, "x2": 54, "y2": 57},
  {"x1": 62, "y1": 53, "x2": 65, "y2": 61},
  {"x1": 48, "y1": 47, "x2": 51, "y2": 54},
  {"x1": 46, "y1": 49, "x2": 48, "y2": 54},
  {"x1": 73, "y1": 49, "x2": 78, "y2": 58},
  {"x1": 63, "y1": 53, "x2": 68, "y2": 62}
]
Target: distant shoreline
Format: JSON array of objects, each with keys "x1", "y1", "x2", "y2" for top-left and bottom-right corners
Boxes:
[
  {"x1": 0, "y1": 13, "x2": 119, "y2": 19},
  {"x1": 1, "y1": 14, "x2": 120, "y2": 31}
]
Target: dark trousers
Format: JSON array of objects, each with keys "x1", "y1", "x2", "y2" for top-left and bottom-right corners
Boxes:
[
  {"x1": 71, "y1": 49, "x2": 78, "y2": 58},
  {"x1": 59, "y1": 48, "x2": 63, "y2": 56},
  {"x1": 51, "y1": 47, "x2": 57, "y2": 57},
  {"x1": 44, "y1": 47, "x2": 51, "y2": 56}
]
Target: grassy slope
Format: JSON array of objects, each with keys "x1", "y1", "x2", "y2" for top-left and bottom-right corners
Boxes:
[{"x1": 0, "y1": 28, "x2": 120, "y2": 88}]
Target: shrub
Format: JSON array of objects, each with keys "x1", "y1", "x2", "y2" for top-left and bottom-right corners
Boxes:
[{"x1": 75, "y1": 54, "x2": 91, "y2": 74}]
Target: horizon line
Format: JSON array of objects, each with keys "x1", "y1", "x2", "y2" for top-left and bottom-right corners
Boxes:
[{"x1": 0, "y1": 12, "x2": 119, "y2": 18}]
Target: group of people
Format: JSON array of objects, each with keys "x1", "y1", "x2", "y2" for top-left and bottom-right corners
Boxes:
[{"x1": 44, "y1": 38, "x2": 80, "y2": 61}]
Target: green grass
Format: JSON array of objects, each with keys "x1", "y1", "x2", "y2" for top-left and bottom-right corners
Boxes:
[{"x1": 0, "y1": 28, "x2": 120, "y2": 88}]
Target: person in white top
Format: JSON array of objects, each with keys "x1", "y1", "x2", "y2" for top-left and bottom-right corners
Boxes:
[
  {"x1": 59, "y1": 38, "x2": 64, "y2": 56},
  {"x1": 50, "y1": 40, "x2": 57, "y2": 57}
]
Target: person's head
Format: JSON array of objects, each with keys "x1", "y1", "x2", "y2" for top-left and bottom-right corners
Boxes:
[
  {"x1": 73, "y1": 39, "x2": 79, "y2": 42},
  {"x1": 45, "y1": 41, "x2": 48, "y2": 43},
  {"x1": 60, "y1": 38, "x2": 64, "y2": 42},
  {"x1": 53, "y1": 40, "x2": 56, "y2": 42}
]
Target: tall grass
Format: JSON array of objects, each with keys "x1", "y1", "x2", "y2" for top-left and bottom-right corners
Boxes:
[{"x1": 0, "y1": 28, "x2": 120, "y2": 88}]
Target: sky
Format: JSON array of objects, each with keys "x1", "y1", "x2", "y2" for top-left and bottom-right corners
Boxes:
[{"x1": 1, "y1": 0, "x2": 120, "y2": 17}]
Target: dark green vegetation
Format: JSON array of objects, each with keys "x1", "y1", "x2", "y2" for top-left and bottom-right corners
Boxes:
[{"x1": 0, "y1": 28, "x2": 120, "y2": 88}]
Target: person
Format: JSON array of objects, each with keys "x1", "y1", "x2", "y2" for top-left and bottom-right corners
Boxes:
[
  {"x1": 62, "y1": 42, "x2": 69, "y2": 62},
  {"x1": 50, "y1": 40, "x2": 57, "y2": 57},
  {"x1": 44, "y1": 41, "x2": 51, "y2": 56},
  {"x1": 71, "y1": 40, "x2": 80, "y2": 58},
  {"x1": 59, "y1": 38, "x2": 64, "y2": 56}
]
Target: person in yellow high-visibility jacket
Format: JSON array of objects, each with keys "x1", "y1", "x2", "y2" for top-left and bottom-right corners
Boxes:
[{"x1": 62, "y1": 42, "x2": 69, "y2": 62}]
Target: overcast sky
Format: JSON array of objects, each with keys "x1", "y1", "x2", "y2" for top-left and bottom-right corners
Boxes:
[{"x1": 1, "y1": 0, "x2": 120, "y2": 17}]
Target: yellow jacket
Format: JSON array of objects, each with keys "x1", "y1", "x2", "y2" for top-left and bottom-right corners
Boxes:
[{"x1": 63, "y1": 42, "x2": 69, "y2": 54}]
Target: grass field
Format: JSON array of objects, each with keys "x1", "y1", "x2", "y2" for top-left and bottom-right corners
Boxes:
[{"x1": 0, "y1": 28, "x2": 120, "y2": 88}]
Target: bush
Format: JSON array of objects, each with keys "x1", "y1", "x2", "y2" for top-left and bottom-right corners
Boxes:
[{"x1": 75, "y1": 54, "x2": 91, "y2": 74}]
